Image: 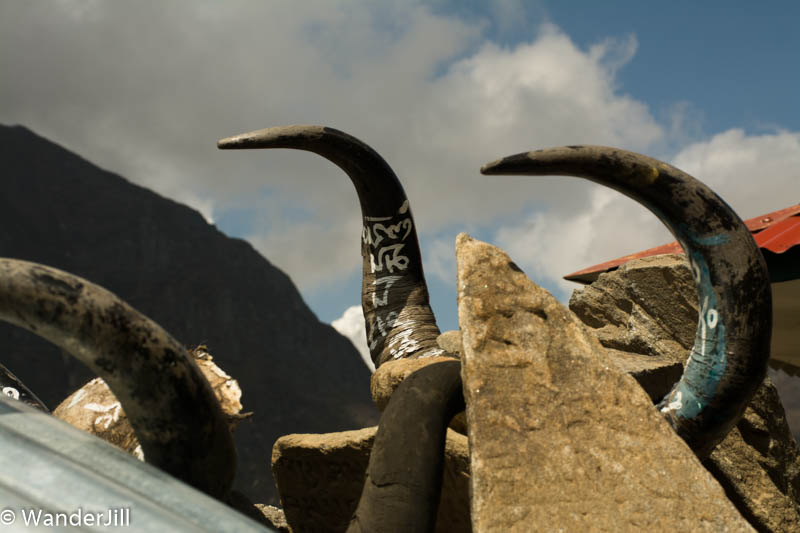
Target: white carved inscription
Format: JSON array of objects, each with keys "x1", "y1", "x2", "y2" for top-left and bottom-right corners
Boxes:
[{"x1": 84, "y1": 401, "x2": 122, "y2": 430}]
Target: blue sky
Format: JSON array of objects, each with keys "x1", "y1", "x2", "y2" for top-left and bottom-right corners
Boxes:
[{"x1": 1, "y1": 1, "x2": 798, "y2": 364}]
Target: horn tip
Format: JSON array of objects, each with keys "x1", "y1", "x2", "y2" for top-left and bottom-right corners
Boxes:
[
  {"x1": 217, "y1": 125, "x2": 328, "y2": 150},
  {"x1": 480, "y1": 152, "x2": 534, "y2": 175},
  {"x1": 480, "y1": 159, "x2": 504, "y2": 175},
  {"x1": 216, "y1": 132, "x2": 253, "y2": 150}
]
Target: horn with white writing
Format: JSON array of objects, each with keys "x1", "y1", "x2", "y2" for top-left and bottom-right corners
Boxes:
[{"x1": 218, "y1": 126, "x2": 451, "y2": 369}]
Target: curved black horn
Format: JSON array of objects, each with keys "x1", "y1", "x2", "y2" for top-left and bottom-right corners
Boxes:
[
  {"x1": 218, "y1": 126, "x2": 448, "y2": 369},
  {"x1": 347, "y1": 360, "x2": 464, "y2": 533},
  {"x1": 481, "y1": 146, "x2": 772, "y2": 457},
  {"x1": 0, "y1": 259, "x2": 236, "y2": 498},
  {"x1": 1, "y1": 362, "x2": 49, "y2": 411}
]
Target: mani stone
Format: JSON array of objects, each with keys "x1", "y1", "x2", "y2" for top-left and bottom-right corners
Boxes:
[
  {"x1": 271, "y1": 426, "x2": 471, "y2": 533},
  {"x1": 570, "y1": 253, "x2": 800, "y2": 532},
  {"x1": 54, "y1": 345, "x2": 247, "y2": 458},
  {"x1": 455, "y1": 233, "x2": 752, "y2": 532}
]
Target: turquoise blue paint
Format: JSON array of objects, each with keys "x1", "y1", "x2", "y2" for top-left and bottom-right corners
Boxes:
[
  {"x1": 648, "y1": 216, "x2": 730, "y2": 420},
  {"x1": 669, "y1": 246, "x2": 728, "y2": 420},
  {"x1": 678, "y1": 222, "x2": 730, "y2": 247}
]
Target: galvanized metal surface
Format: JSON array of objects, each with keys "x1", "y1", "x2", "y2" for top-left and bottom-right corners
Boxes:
[{"x1": 0, "y1": 396, "x2": 273, "y2": 532}]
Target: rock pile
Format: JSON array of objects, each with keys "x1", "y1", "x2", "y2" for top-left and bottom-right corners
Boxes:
[
  {"x1": 55, "y1": 240, "x2": 794, "y2": 531},
  {"x1": 260, "y1": 242, "x2": 800, "y2": 532}
]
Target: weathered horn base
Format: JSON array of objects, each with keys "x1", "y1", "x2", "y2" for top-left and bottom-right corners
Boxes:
[{"x1": 348, "y1": 360, "x2": 464, "y2": 533}]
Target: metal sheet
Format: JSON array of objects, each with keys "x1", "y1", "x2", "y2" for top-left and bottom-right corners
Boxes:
[
  {"x1": 755, "y1": 216, "x2": 800, "y2": 254},
  {"x1": 0, "y1": 396, "x2": 274, "y2": 532},
  {"x1": 565, "y1": 204, "x2": 800, "y2": 283}
]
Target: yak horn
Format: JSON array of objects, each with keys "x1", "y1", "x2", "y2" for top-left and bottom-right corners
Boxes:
[
  {"x1": 218, "y1": 126, "x2": 449, "y2": 369},
  {"x1": 481, "y1": 146, "x2": 772, "y2": 457},
  {"x1": 0, "y1": 259, "x2": 236, "y2": 498}
]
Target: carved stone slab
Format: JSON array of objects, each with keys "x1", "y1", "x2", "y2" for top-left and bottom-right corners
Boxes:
[
  {"x1": 456, "y1": 233, "x2": 752, "y2": 532},
  {"x1": 54, "y1": 346, "x2": 245, "y2": 459}
]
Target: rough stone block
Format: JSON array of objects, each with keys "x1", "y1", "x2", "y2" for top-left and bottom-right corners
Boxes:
[
  {"x1": 271, "y1": 427, "x2": 470, "y2": 533},
  {"x1": 456, "y1": 234, "x2": 752, "y2": 532}
]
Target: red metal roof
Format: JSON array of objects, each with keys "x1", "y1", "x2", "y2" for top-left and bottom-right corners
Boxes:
[{"x1": 565, "y1": 203, "x2": 800, "y2": 284}]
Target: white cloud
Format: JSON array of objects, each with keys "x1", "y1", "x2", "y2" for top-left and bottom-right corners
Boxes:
[
  {"x1": 3, "y1": 3, "x2": 794, "y2": 315},
  {"x1": 0, "y1": 4, "x2": 668, "y2": 294},
  {"x1": 331, "y1": 305, "x2": 374, "y2": 372},
  {"x1": 424, "y1": 237, "x2": 458, "y2": 286},
  {"x1": 671, "y1": 129, "x2": 800, "y2": 219},
  {"x1": 495, "y1": 186, "x2": 672, "y2": 299}
]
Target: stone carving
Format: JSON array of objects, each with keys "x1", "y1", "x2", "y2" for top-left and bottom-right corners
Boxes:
[
  {"x1": 218, "y1": 129, "x2": 773, "y2": 530},
  {"x1": 54, "y1": 346, "x2": 247, "y2": 459},
  {"x1": 1, "y1": 124, "x2": 782, "y2": 531}
]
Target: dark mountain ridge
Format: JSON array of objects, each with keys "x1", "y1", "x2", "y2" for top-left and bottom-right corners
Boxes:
[{"x1": 0, "y1": 124, "x2": 378, "y2": 503}]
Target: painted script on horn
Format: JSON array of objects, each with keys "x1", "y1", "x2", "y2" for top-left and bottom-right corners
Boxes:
[{"x1": 363, "y1": 200, "x2": 414, "y2": 358}]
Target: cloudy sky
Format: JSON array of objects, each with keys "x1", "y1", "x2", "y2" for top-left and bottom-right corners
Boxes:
[{"x1": 2, "y1": 1, "x2": 798, "y2": 365}]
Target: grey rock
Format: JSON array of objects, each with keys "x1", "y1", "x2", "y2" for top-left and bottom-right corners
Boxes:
[
  {"x1": 570, "y1": 253, "x2": 800, "y2": 532},
  {"x1": 456, "y1": 234, "x2": 752, "y2": 532},
  {"x1": 705, "y1": 380, "x2": 800, "y2": 533},
  {"x1": 604, "y1": 347, "x2": 684, "y2": 401},
  {"x1": 569, "y1": 254, "x2": 698, "y2": 364},
  {"x1": 271, "y1": 427, "x2": 471, "y2": 533}
]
